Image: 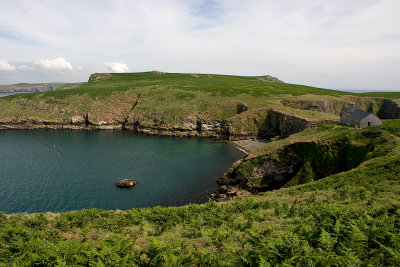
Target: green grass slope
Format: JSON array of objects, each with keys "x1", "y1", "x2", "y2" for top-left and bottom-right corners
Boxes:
[
  {"x1": 0, "y1": 72, "x2": 356, "y2": 125},
  {"x1": 1, "y1": 121, "x2": 399, "y2": 266},
  {"x1": 4, "y1": 73, "x2": 353, "y2": 99},
  {"x1": 4, "y1": 72, "x2": 399, "y2": 142}
]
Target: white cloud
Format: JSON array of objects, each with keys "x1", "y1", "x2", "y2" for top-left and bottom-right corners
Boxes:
[
  {"x1": 34, "y1": 57, "x2": 73, "y2": 71},
  {"x1": 105, "y1": 62, "x2": 129, "y2": 72},
  {"x1": 0, "y1": 60, "x2": 16, "y2": 71},
  {"x1": 0, "y1": 1, "x2": 399, "y2": 89}
]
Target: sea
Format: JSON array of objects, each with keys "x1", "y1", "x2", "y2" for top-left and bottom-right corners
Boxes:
[{"x1": 0, "y1": 130, "x2": 245, "y2": 213}]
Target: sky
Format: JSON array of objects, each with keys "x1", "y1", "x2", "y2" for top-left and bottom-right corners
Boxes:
[{"x1": 0, "y1": 0, "x2": 399, "y2": 91}]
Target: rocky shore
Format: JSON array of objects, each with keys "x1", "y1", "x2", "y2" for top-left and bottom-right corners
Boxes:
[{"x1": 0, "y1": 108, "x2": 328, "y2": 140}]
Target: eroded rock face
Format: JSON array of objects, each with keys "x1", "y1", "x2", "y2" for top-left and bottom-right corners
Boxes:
[
  {"x1": 88, "y1": 73, "x2": 112, "y2": 82},
  {"x1": 377, "y1": 99, "x2": 400, "y2": 119},
  {"x1": 237, "y1": 102, "x2": 248, "y2": 114},
  {"x1": 116, "y1": 179, "x2": 138, "y2": 187},
  {"x1": 0, "y1": 107, "x2": 324, "y2": 141},
  {"x1": 281, "y1": 97, "x2": 400, "y2": 119},
  {"x1": 212, "y1": 137, "x2": 376, "y2": 201},
  {"x1": 257, "y1": 109, "x2": 312, "y2": 139},
  {"x1": 70, "y1": 114, "x2": 90, "y2": 126},
  {"x1": 71, "y1": 115, "x2": 85, "y2": 124},
  {"x1": 257, "y1": 75, "x2": 284, "y2": 83}
]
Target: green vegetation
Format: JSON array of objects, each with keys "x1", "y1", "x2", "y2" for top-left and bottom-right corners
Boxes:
[
  {"x1": 237, "y1": 121, "x2": 399, "y2": 190},
  {"x1": 2, "y1": 72, "x2": 398, "y2": 140},
  {"x1": 0, "y1": 72, "x2": 355, "y2": 125},
  {"x1": 361, "y1": 91, "x2": 400, "y2": 98},
  {"x1": 0, "y1": 73, "x2": 399, "y2": 265},
  {"x1": 1, "y1": 121, "x2": 399, "y2": 265},
  {"x1": 3, "y1": 73, "x2": 353, "y2": 100}
]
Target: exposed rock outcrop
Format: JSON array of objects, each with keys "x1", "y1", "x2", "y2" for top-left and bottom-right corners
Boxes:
[
  {"x1": 0, "y1": 107, "x2": 330, "y2": 142},
  {"x1": 281, "y1": 97, "x2": 400, "y2": 119},
  {"x1": 257, "y1": 109, "x2": 310, "y2": 139},
  {"x1": 237, "y1": 102, "x2": 248, "y2": 114},
  {"x1": 377, "y1": 99, "x2": 400, "y2": 119},
  {"x1": 88, "y1": 73, "x2": 112, "y2": 82},
  {"x1": 257, "y1": 75, "x2": 284, "y2": 83},
  {"x1": 211, "y1": 134, "x2": 380, "y2": 201},
  {"x1": 116, "y1": 179, "x2": 138, "y2": 187}
]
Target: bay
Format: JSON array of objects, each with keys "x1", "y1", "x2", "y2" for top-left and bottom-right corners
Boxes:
[{"x1": 0, "y1": 130, "x2": 245, "y2": 213}]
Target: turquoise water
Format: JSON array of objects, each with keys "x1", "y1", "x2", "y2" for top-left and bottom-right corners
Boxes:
[{"x1": 0, "y1": 130, "x2": 245, "y2": 213}]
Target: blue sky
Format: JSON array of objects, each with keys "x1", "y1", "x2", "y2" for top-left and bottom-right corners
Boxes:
[{"x1": 0, "y1": 0, "x2": 399, "y2": 91}]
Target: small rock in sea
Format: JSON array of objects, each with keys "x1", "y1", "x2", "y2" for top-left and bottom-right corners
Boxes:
[{"x1": 115, "y1": 179, "x2": 138, "y2": 187}]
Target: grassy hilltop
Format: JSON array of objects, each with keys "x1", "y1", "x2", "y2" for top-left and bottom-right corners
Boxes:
[
  {"x1": 0, "y1": 72, "x2": 400, "y2": 265},
  {"x1": 0, "y1": 72, "x2": 346, "y2": 123},
  {"x1": 1, "y1": 72, "x2": 399, "y2": 139}
]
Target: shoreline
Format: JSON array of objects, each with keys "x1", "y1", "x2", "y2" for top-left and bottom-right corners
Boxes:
[
  {"x1": 0, "y1": 121, "x2": 259, "y2": 140},
  {"x1": 231, "y1": 139, "x2": 269, "y2": 154},
  {"x1": 0, "y1": 126, "x2": 256, "y2": 212}
]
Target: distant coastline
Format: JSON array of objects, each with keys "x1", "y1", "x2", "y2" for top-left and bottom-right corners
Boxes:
[
  {"x1": 0, "y1": 92, "x2": 28, "y2": 98},
  {"x1": 338, "y1": 88, "x2": 400, "y2": 93}
]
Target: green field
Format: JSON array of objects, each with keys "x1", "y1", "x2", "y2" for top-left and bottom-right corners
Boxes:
[{"x1": 0, "y1": 73, "x2": 399, "y2": 265}]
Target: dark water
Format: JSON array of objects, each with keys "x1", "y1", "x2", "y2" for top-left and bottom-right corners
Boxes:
[{"x1": 0, "y1": 130, "x2": 245, "y2": 213}]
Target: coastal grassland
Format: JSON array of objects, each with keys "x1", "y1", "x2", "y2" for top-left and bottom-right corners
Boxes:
[
  {"x1": 0, "y1": 72, "x2": 355, "y2": 124},
  {"x1": 360, "y1": 91, "x2": 400, "y2": 98},
  {"x1": 3, "y1": 73, "x2": 353, "y2": 99},
  {"x1": 1, "y1": 121, "x2": 399, "y2": 266},
  {"x1": 2, "y1": 73, "x2": 399, "y2": 128}
]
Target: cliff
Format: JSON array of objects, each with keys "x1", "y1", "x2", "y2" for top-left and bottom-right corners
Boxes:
[
  {"x1": 211, "y1": 121, "x2": 400, "y2": 200},
  {"x1": 281, "y1": 95, "x2": 400, "y2": 119}
]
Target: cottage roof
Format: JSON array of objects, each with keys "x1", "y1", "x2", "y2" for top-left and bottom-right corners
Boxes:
[
  {"x1": 342, "y1": 105, "x2": 361, "y2": 113},
  {"x1": 342, "y1": 106, "x2": 371, "y2": 121},
  {"x1": 349, "y1": 109, "x2": 371, "y2": 121}
]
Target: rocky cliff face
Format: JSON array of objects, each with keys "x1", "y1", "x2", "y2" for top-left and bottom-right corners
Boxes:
[
  {"x1": 257, "y1": 109, "x2": 313, "y2": 138},
  {"x1": 281, "y1": 97, "x2": 400, "y2": 119},
  {"x1": 377, "y1": 99, "x2": 400, "y2": 119},
  {"x1": 88, "y1": 73, "x2": 112, "y2": 82},
  {"x1": 211, "y1": 127, "x2": 396, "y2": 201},
  {"x1": 0, "y1": 107, "x2": 325, "y2": 141}
]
